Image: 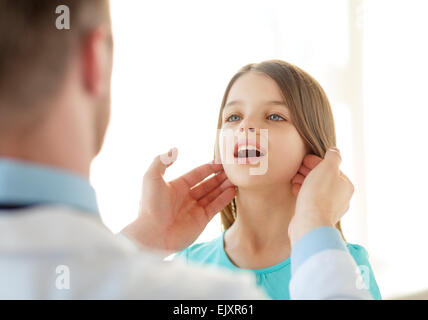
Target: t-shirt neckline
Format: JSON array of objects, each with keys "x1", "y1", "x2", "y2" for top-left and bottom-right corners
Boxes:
[{"x1": 220, "y1": 230, "x2": 291, "y2": 274}]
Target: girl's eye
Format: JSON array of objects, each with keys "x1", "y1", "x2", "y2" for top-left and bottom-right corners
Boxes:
[
  {"x1": 225, "y1": 114, "x2": 286, "y2": 122},
  {"x1": 227, "y1": 114, "x2": 241, "y2": 122},
  {"x1": 268, "y1": 114, "x2": 285, "y2": 121}
]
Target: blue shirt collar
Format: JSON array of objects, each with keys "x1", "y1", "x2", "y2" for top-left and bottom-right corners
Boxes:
[{"x1": 0, "y1": 158, "x2": 99, "y2": 216}]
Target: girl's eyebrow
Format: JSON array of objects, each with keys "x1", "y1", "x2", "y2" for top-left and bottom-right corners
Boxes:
[{"x1": 225, "y1": 100, "x2": 289, "y2": 109}]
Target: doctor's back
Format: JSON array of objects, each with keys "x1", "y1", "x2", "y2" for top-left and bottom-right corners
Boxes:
[{"x1": 0, "y1": 0, "x2": 267, "y2": 300}]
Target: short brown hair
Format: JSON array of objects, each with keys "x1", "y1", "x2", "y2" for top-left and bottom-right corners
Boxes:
[{"x1": 0, "y1": 0, "x2": 110, "y2": 112}]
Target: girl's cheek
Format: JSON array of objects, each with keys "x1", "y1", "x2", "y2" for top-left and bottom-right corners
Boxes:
[{"x1": 270, "y1": 138, "x2": 304, "y2": 172}]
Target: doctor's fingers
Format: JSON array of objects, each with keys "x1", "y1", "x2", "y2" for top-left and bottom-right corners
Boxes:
[
  {"x1": 292, "y1": 173, "x2": 305, "y2": 185},
  {"x1": 291, "y1": 183, "x2": 302, "y2": 197},
  {"x1": 177, "y1": 162, "x2": 225, "y2": 189},
  {"x1": 189, "y1": 171, "x2": 234, "y2": 200},
  {"x1": 200, "y1": 186, "x2": 236, "y2": 221},
  {"x1": 302, "y1": 154, "x2": 323, "y2": 171},
  {"x1": 144, "y1": 148, "x2": 179, "y2": 180},
  {"x1": 338, "y1": 171, "x2": 355, "y2": 197},
  {"x1": 298, "y1": 165, "x2": 311, "y2": 176},
  {"x1": 197, "y1": 178, "x2": 236, "y2": 208}
]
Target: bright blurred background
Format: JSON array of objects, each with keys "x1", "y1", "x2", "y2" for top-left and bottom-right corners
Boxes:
[{"x1": 90, "y1": 0, "x2": 428, "y2": 299}]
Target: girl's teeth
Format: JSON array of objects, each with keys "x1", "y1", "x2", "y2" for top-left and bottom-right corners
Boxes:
[
  {"x1": 236, "y1": 147, "x2": 264, "y2": 158},
  {"x1": 238, "y1": 145, "x2": 259, "y2": 152}
]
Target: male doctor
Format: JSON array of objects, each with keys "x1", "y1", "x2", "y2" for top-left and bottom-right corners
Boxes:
[{"x1": 0, "y1": 0, "x2": 370, "y2": 299}]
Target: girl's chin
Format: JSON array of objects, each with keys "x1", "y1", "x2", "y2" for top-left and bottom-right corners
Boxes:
[
  {"x1": 226, "y1": 169, "x2": 294, "y2": 190},
  {"x1": 228, "y1": 174, "x2": 272, "y2": 190},
  {"x1": 232, "y1": 182, "x2": 293, "y2": 194},
  {"x1": 233, "y1": 156, "x2": 264, "y2": 165}
]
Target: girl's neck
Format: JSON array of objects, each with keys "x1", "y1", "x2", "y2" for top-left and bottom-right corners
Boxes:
[{"x1": 226, "y1": 184, "x2": 295, "y2": 254}]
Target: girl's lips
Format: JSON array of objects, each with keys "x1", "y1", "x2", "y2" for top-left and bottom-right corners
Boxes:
[
  {"x1": 234, "y1": 156, "x2": 263, "y2": 165},
  {"x1": 233, "y1": 139, "x2": 267, "y2": 157},
  {"x1": 233, "y1": 138, "x2": 268, "y2": 165}
]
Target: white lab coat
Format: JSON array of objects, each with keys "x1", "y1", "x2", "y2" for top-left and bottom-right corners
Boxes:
[
  {"x1": 0, "y1": 205, "x2": 268, "y2": 299},
  {"x1": 0, "y1": 205, "x2": 371, "y2": 300}
]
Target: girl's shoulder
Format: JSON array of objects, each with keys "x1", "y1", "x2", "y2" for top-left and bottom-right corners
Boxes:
[
  {"x1": 344, "y1": 242, "x2": 382, "y2": 300},
  {"x1": 345, "y1": 242, "x2": 370, "y2": 261},
  {"x1": 174, "y1": 234, "x2": 224, "y2": 263}
]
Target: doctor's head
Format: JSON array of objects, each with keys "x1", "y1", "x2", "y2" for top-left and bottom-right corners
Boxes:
[
  {"x1": 0, "y1": 0, "x2": 113, "y2": 170},
  {"x1": 214, "y1": 60, "x2": 339, "y2": 230}
]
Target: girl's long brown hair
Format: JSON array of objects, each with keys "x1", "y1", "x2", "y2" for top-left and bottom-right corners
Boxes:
[{"x1": 214, "y1": 59, "x2": 345, "y2": 240}]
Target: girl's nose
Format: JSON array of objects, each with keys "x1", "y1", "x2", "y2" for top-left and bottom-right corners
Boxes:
[{"x1": 240, "y1": 127, "x2": 256, "y2": 132}]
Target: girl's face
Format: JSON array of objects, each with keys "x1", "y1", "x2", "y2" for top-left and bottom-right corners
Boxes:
[{"x1": 219, "y1": 72, "x2": 308, "y2": 190}]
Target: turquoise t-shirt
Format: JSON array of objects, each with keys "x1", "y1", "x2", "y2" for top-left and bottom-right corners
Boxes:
[{"x1": 175, "y1": 230, "x2": 382, "y2": 300}]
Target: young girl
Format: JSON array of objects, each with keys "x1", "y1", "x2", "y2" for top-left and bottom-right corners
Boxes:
[{"x1": 175, "y1": 60, "x2": 381, "y2": 300}]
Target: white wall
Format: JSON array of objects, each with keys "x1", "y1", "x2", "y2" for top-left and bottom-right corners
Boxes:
[{"x1": 363, "y1": 0, "x2": 428, "y2": 298}]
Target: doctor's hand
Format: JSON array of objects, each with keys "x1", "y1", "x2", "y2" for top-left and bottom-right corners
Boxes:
[
  {"x1": 289, "y1": 148, "x2": 354, "y2": 247},
  {"x1": 121, "y1": 148, "x2": 236, "y2": 253}
]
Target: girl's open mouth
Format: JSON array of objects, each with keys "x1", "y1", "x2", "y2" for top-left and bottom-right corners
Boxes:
[{"x1": 233, "y1": 140, "x2": 266, "y2": 164}]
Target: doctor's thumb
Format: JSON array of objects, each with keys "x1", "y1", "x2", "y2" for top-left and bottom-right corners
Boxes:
[
  {"x1": 323, "y1": 147, "x2": 342, "y2": 171},
  {"x1": 146, "y1": 148, "x2": 178, "y2": 178}
]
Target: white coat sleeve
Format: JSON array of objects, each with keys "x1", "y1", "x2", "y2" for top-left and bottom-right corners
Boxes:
[{"x1": 289, "y1": 227, "x2": 373, "y2": 300}]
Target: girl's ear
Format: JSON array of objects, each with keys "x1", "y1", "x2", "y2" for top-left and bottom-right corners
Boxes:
[{"x1": 304, "y1": 144, "x2": 312, "y2": 156}]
